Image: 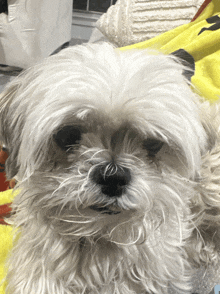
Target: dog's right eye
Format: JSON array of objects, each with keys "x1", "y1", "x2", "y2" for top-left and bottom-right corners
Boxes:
[{"x1": 54, "y1": 126, "x2": 82, "y2": 151}]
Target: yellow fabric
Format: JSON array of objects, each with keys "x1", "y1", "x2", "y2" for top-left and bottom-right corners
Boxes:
[
  {"x1": 121, "y1": 0, "x2": 220, "y2": 102},
  {"x1": 0, "y1": 190, "x2": 15, "y2": 206},
  {"x1": 0, "y1": 190, "x2": 15, "y2": 294}
]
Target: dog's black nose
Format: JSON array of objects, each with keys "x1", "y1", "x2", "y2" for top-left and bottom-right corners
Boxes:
[{"x1": 92, "y1": 164, "x2": 131, "y2": 197}]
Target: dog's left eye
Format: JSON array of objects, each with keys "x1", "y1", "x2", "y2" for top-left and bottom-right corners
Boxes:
[
  {"x1": 143, "y1": 138, "x2": 164, "y2": 156},
  {"x1": 54, "y1": 126, "x2": 82, "y2": 151}
]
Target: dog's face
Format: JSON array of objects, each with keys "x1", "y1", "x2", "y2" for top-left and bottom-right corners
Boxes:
[{"x1": 0, "y1": 43, "x2": 212, "y2": 244}]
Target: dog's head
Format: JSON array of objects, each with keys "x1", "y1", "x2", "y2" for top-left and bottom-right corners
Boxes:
[{"x1": 0, "y1": 43, "x2": 214, "y2": 243}]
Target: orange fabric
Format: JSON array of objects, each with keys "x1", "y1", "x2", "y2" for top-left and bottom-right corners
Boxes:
[
  {"x1": 0, "y1": 147, "x2": 16, "y2": 192},
  {"x1": 0, "y1": 147, "x2": 9, "y2": 192}
]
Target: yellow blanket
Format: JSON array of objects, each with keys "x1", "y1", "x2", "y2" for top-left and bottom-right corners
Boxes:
[{"x1": 1, "y1": 0, "x2": 220, "y2": 292}]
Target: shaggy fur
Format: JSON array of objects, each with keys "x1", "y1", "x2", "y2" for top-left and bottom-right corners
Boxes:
[{"x1": 1, "y1": 43, "x2": 220, "y2": 294}]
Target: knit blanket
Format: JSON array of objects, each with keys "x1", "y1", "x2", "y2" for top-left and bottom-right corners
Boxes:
[{"x1": 96, "y1": 0, "x2": 205, "y2": 46}]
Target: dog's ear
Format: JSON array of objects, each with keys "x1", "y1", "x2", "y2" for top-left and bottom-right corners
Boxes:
[
  {"x1": 199, "y1": 100, "x2": 220, "y2": 152},
  {"x1": 192, "y1": 104, "x2": 220, "y2": 260},
  {"x1": 0, "y1": 82, "x2": 23, "y2": 180}
]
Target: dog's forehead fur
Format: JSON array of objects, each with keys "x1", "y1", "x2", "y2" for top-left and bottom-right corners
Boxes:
[
  {"x1": 0, "y1": 43, "x2": 209, "y2": 180},
  {"x1": 7, "y1": 45, "x2": 204, "y2": 131}
]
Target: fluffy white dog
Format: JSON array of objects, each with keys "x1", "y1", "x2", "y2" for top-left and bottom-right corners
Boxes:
[{"x1": 1, "y1": 43, "x2": 220, "y2": 294}]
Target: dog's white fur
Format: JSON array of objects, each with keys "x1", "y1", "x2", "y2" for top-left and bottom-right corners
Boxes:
[{"x1": 1, "y1": 43, "x2": 220, "y2": 294}]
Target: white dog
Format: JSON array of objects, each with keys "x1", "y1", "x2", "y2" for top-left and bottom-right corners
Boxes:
[{"x1": 1, "y1": 43, "x2": 220, "y2": 294}]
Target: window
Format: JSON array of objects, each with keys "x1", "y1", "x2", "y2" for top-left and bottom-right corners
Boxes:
[
  {"x1": 0, "y1": 0, "x2": 8, "y2": 14},
  {"x1": 73, "y1": 0, "x2": 117, "y2": 13},
  {"x1": 72, "y1": 0, "x2": 117, "y2": 43}
]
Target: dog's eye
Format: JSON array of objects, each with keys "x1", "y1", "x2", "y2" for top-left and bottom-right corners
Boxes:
[
  {"x1": 54, "y1": 126, "x2": 82, "y2": 151},
  {"x1": 143, "y1": 138, "x2": 164, "y2": 156}
]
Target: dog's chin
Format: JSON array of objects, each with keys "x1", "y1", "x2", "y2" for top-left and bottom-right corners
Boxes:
[{"x1": 87, "y1": 193, "x2": 136, "y2": 216}]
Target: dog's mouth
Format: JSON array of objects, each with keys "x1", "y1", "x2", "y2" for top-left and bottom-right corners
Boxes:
[{"x1": 89, "y1": 204, "x2": 121, "y2": 215}]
